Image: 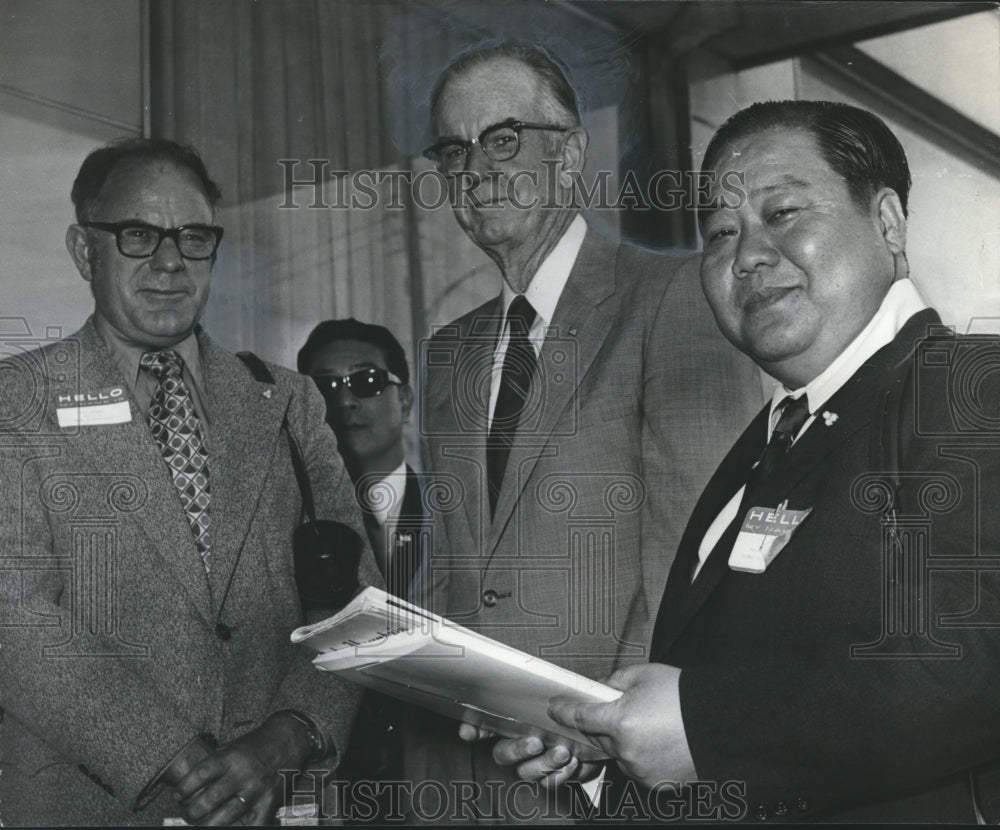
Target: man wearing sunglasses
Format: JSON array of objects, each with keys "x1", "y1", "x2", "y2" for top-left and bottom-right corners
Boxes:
[
  {"x1": 298, "y1": 318, "x2": 427, "y2": 822},
  {"x1": 414, "y1": 42, "x2": 761, "y2": 822},
  {"x1": 297, "y1": 318, "x2": 422, "y2": 601},
  {"x1": 0, "y1": 138, "x2": 376, "y2": 826}
]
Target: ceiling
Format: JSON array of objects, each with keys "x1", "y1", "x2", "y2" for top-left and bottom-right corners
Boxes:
[{"x1": 562, "y1": 0, "x2": 993, "y2": 68}]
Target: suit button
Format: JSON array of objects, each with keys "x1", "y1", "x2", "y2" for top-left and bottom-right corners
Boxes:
[
  {"x1": 482, "y1": 590, "x2": 498, "y2": 608},
  {"x1": 215, "y1": 622, "x2": 233, "y2": 641},
  {"x1": 775, "y1": 802, "x2": 788, "y2": 816},
  {"x1": 755, "y1": 805, "x2": 768, "y2": 821},
  {"x1": 796, "y1": 798, "x2": 808, "y2": 812}
]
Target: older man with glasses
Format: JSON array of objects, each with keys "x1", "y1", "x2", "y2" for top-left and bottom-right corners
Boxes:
[
  {"x1": 412, "y1": 41, "x2": 761, "y2": 823},
  {"x1": 0, "y1": 137, "x2": 378, "y2": 826}
]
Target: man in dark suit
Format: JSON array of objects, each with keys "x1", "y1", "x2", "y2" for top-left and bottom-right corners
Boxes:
[
  {"x1": 414, "y1": 42, "x2": 761, "y2": 820},
  {"x1": 298, "y1": 318, "x2": 424, "y2": 822},
  {"x1": 298, "y1": 317, "x2": 423, "y2": 601},
  {"x1": 0, "y1": 138, "x2": 378, "y2": 826},
  {"x1": 498, "y1": 101, "x2": 1000, "y2": 822}
]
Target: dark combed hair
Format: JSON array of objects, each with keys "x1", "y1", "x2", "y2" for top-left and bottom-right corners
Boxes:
[
  {"x1": 702, "y1": 100, "x2": 912, "y2": 216},
  {"x1": 71, "y1": 137, "x2": 223, "y2": 222},
  {"x1": 430, "y1": 40, "x2": 581, "y2": 127},
  {"x1": 297, "y1": 318, "x2": 410, "y2": 385}
]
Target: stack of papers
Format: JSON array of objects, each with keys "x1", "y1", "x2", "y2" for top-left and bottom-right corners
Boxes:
[{"x1": 292, "y1": 587, "x2": 622, "y2": 760}]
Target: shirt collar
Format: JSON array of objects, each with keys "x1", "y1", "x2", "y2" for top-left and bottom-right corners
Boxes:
[
  {"x1": 365, "y1": 461, "x2": 408, "y2": 527},
  {"x1": 500, "y1": 213, "x2": 587, "y2": 326},
  {"x1": 94, "y1": 312, "x2": 205, "y2": 389},
  {"x1": 769, "y1": 278, "x2": 929, "y2": 421}
]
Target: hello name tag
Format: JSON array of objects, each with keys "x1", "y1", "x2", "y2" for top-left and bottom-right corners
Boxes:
[
  {"x1": 56, "y1": 388, "x2": 132, "y2": 428},
  {"x1": 729, "y1": 500, "x2": 812, "y2": 574}
]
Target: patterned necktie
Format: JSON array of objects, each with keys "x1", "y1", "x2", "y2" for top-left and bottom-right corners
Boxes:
[
  {"x1": 744, "y1": 394, "x2": 811, "y2": 498},
  {"x1": 140, "y1": 349, "x2": 211, "y2": 572},
  {"x1": 487, "y1": 295, "x2": 538, "y2": 518}
]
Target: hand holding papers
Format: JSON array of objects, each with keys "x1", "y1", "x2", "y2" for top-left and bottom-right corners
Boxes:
[
  {"x1": 547, "y1": 663, "x2": 696, "y2": 789},
  {"x1": 292, "y1": 588, "x2": 622, "y2": 761}
]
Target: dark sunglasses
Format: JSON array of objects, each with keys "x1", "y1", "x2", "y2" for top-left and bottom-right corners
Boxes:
[{"x1": 311, "y1": 368, "x2": 402, "y2": 399}]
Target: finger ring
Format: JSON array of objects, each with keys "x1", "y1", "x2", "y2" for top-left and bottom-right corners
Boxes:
[{"x1": 235, "y1": 794, "x2": 250, "y2": 809}]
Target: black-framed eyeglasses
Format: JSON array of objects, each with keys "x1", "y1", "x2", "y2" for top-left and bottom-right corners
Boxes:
[
  {"x1": 312, "y1": 368, "x2": 403, "y2": 399},
  {"x1": 423, "y1": 119, "x2": 569, "y2": 175},
  {"x1": 80, "y1": 221, "x2": 224, "y2": 260}
]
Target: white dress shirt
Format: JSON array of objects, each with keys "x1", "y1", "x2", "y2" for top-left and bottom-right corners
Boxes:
[
  {"x1": 487, "y1": 213, "x2": 587, "y2": 428},
  {"x1": 360, "y1": 461, "x2": 408, "y2": 580},
  {"x1": 364, "y1": 461, "x2": 409, "y2": 530},
  {"x1": 692, "y1": 279, "x2": 929, "y2": 580},
  {"x1": 95, "y1": 314, "x2": 210, "y2": 430}
]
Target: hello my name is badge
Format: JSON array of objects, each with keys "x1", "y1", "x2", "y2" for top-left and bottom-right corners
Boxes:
[
  {"x1": 56, "y1": 387, "x2": 131, "y2": 428},
  {"x1": 729, "y1": 499, "x2": 813, "y2": 574}
]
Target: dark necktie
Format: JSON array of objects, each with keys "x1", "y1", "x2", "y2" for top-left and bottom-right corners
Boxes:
[
  {"x1": 744, "y1": 393, "x2": 811, "y2": 499},
  {"x1": 359, "y1": 485, "x2": 390, "y2": 587},
  {"x1": 487, "y1": 295, "x2": 538, "y2": 518},
  {"x1": 140, "y1": 349, "x2": 212, "y2": 572}
]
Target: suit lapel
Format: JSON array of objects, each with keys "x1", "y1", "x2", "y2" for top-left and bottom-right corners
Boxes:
[
  {"x1": 652, "y1": 310, "x2": 939, "y2": 657},
  {"x1": 653, "y1": 310, "x2": 942, "y2": 658},
  {"x1": 427, "y1": 300, "x2": 502, "y2": 545},
  {"x1": 654, "y1": 378, "x2": 885, "y2": 656},
  {"x1": 58, "y1": 321, "x2": 215, "y2": 621},
  {"x1": 651, "y1": 405, "x2": 770, "y2": 656},
  {"x1": 197, "y1": 333, "x2": 290, "y2": 606},
  {"x1": 487, "y1": 231, "x2": 617, "y2": 549}
]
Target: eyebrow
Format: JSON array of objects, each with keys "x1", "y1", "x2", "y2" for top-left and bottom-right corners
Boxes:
[
  {"x1": 697, "y1": 205, "x2": 723, "y2": 228},
  {"x1": 753, "y1": 175, "x2": 812, "y2": 196},
  {"x1": 697, "y1": 174, "x2": 814, "y2": 228}
]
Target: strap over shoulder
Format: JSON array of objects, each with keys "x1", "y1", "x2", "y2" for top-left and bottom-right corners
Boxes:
[
  {"x1": 236, "y1": 350, "x2": 276, "y2": 384},
  {"x1": 236, "y1": 350, "x2": 315, "y2": 523}
]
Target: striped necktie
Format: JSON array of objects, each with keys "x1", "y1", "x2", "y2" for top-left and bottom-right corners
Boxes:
[
  {"x1": 744, "y1": 394, "x2": 811, "y2": 501},
  {"x1": 487, "y1": 295, "x2": 538, "y2": 518}
]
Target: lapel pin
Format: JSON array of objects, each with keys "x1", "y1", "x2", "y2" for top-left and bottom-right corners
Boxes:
[
  {"x1": 822, "y1": 410, "x2": 838, "y2": 426},
  {"x1": 263, "y1": 389, "x2": 272, "y2": 399},
  {"x1": 568, "y1": 327, "x2": 578, "y2": 336}
]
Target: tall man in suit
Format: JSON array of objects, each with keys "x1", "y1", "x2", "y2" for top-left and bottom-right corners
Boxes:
[
  {"x1": 500, "y1": 101, "x2": 1000, "y2": 823},
  {"x1": 0, "y1": 138, "x2": 378, "y2": 826},
  {"x1": 414, "y1": 42, "x2": 760, "y2": 821}
]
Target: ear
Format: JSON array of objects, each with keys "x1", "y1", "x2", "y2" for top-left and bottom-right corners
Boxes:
[
  {"x1": 66, "y1": 225, "x2": 94, "y2": 282},
  {"x1": 559, "y1": 126, "x2": 589, "y2": 187},
  {"x1": 875, "y1": 188, "x2": 906, "y2": 256},
  {"x1": 398, "y1": 383, "x2": 414, "y2": 420}
]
